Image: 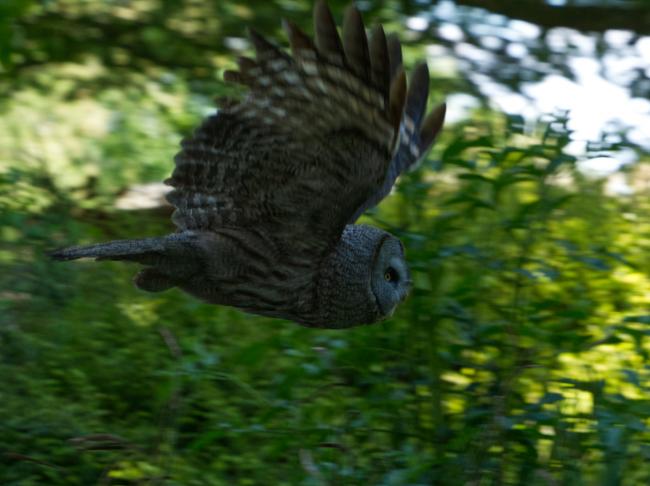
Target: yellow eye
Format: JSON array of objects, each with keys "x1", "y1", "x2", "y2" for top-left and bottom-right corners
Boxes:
[{"x1": 384, "y1": 267, "x2": 398, "y2": 282}]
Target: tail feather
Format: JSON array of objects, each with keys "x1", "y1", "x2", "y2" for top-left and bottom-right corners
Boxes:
[{"x1": 49, "y1": 237, "x2": 168, "y2": 263}]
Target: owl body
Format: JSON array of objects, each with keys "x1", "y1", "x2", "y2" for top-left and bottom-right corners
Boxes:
[
  {"x1": 129, "y1": 224, "x2": 405, "y2": 328},
  {"x1": 50, "y1": 1, "x2": 445, "y2": 329}
]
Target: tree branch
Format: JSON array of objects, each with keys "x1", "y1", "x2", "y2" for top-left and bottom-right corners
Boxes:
[{"x1": 454, "y1": 0, "x2": 650, "y2": 34}]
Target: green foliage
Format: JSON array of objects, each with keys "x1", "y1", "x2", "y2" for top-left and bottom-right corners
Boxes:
[{"x1": 2, "y1": 1, "x2": 650, "y2": 485}]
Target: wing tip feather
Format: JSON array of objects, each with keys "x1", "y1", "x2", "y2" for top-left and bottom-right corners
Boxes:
[
  {"x1": 314, "y1": 0, "x2": 344, "y2": 59},
  {"x1": 369, "y1": 24, "x2": 389, "y2": 91},
  {"x1": 389, "y1": 69, "x2": 407, "y2": 129},
  {"x1": 342, "y1": 5, "x2": 370, "y2": 79},
  {"x1": 283, "y1": 18, "x2": 316, "y2": 55},
  {"x1": 405, "y1": 62, "x2": 430, "y2": 123},
  {"x1": 420, "y1": 102, "x2": 447, "y2": 150}
]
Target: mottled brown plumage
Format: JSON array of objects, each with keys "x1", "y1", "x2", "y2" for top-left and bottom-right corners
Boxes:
[{"x1": 50, "y1": 1, "x2": 446, "y2": 328}]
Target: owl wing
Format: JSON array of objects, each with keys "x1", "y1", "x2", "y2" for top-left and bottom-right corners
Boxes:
[{"x1": 165, "y1": 1, "x2": 444, "y2": 258}]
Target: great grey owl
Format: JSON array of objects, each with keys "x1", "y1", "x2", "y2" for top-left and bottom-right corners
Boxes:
[{"x1": 50, "y1": 1, "x2": 446, "y2": 328}]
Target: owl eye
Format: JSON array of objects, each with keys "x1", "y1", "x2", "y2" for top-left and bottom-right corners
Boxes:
[{"x1": 384, "y1": 267, "x2": 398, "y2": 282}]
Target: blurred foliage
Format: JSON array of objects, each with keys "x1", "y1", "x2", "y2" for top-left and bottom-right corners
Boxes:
[{"x1": 1, "y1": 0, "x2": 650, "y2": 485}]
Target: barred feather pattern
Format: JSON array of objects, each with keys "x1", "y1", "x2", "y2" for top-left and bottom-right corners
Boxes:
[
  {"x1": 52, "y1": 1, "x2": 446, "y2": 329},
  {"x1": 165, "y1": 2, "x2": 407, "y2": 269},
  {"x1": 175, "y1": 228, "x2": 319, "y2": 322}
]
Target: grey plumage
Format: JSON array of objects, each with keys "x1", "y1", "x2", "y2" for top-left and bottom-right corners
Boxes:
[{"x1": 49, "y1": 1, "x2": 445, "y2": 329}]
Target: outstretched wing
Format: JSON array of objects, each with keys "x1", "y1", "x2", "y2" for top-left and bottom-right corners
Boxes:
[{"x1": 165, "y1": 1, "x2": 444, "y2": 259}]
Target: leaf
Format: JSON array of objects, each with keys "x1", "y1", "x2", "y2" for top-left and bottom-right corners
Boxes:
[
  {"x1": 441, "y1": 135, "x2": 493, "y2": 161},
  {"x1": 506, "y1": 114, "x2": 525, "y2": 134},
  {"x1": 623, "y1": 315, "x2": 650, "y2": 325},
  {"x1": 539, "y1": 392, "x2": 564, "y2": 405},
  {"x1": 458, "y1": 173, "x2": 496, "y2": 184},
  {"x1": 622, "y1": 369, "x2": 641, "y2": 387},
  {"x1": 0, "y1": 0, "x2": 35, "y2": 69},
  {"x1": 543, "y1": 194, "x2": 574, "y2": 212},
  {"x1": 572, "y1": 255, "x2": 611, "y2": 271},
  {"x1": 545, "y1": 154, "x2": 576, "y2": 173},
  {"x1": 442, "y1": 194, "x2": 496, "y2": 210}
]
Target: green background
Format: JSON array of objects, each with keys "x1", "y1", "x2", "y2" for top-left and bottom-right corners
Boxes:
[{"x1": 1, "y1": 1, "x2": 649, "y2": 484}]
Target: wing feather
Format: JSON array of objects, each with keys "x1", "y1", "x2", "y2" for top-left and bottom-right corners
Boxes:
[
  {"x1": 284, "y1": 19, "x2": 316, "y2": 55},
  {"x1": 349, "y1": 64, "x2": 446, "y2": 221},
  {"x1": 314, "y1": 0, "x2": 344, "y2": 62},
  {"x1": 369, "y1": 25, "x2": 390, "y2": 97},
  {"x1": 387, "y1": 33, "x2": 403, "y2": 80},
  {"x1": 342, "y1": 6, "x2": 370, "y2": 81},
  {"x1": 166, "y1": 1, "x2": 445, "y2": 257}
]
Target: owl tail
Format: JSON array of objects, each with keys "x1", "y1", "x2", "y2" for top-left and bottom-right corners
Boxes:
[
  {"x1": 49, "y1": 235, "x2": 193, "y2": 293},
  {"x1": 49, "y1": 237, "x2": 168, "y2": 263}
]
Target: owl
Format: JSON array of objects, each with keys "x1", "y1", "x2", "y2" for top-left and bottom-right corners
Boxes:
[{"x1": 50, "y1": 1, "x2": 446, "y2": 328}]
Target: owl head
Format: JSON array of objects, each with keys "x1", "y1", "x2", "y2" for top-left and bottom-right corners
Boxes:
[{"x1": 314, "y1": 225, "x2": 411, "y2": 328}]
